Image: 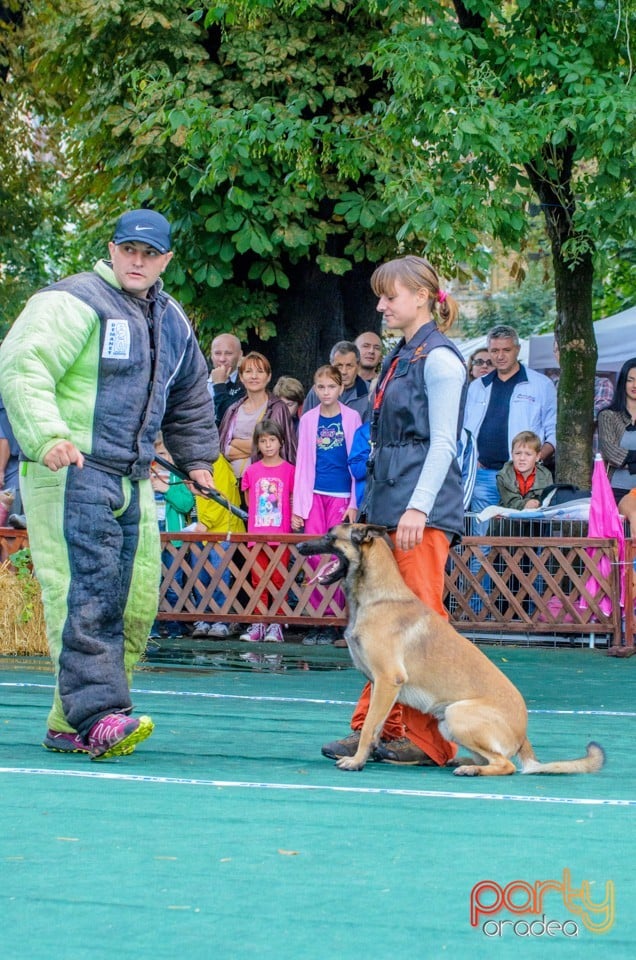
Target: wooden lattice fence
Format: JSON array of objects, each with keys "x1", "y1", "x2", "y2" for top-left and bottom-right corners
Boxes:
[{"x1": 1, "y1": 527, "x2": 634, "y2": 652}]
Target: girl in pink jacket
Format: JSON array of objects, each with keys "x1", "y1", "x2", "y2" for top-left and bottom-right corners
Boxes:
[{"x1": 292, "y1": 365, "x2": 361, "y2": 643}]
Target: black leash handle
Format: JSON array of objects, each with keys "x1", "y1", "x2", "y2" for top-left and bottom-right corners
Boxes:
[{"x1": 153, "y1": 453, "x2": 248, "y2": 522}]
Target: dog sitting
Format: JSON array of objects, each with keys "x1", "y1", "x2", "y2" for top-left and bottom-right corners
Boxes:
[{"x1": 297, "y1": 523, "x2": 605, "y2": 777}]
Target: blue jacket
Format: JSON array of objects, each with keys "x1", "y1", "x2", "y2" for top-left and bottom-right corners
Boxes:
[{"x1": 348, "y1": 421, "x2": 371, "y2": 507}]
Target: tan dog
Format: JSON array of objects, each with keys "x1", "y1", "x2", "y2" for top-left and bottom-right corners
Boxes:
[{"x1": 297, "y1": 524, "x2": 605, "y2": 776}]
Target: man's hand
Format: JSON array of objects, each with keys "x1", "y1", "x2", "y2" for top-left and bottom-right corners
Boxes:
[
  {"x1": 210, "y1": 366, "x2": 230, "y2": 385},
  {"x1": 43, "y1": 441, "x2": 85, "y2": 472},
  {"x1": 188, "y1": 468, "x2": 217, "y2": 494},
  {"x1": 395, "y1": 508, "x2": 428, "y2": 551}
]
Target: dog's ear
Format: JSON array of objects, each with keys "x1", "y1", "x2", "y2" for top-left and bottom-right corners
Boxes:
[
  {"x1": 350, "y1": 525, "x2": 366, "y2": 546},
  {"x1": 351, "y1": 523, "x2": 388, "y2": 546}
]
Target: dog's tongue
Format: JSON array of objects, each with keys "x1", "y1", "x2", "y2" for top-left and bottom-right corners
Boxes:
[{"x1": 307, "y1": 558, "x2": 340, "y2": 585}]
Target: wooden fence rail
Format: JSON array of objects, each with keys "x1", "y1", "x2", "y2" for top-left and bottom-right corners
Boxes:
[{"x1": 1, "y1": 528, "x2": 633, "y2": 654}]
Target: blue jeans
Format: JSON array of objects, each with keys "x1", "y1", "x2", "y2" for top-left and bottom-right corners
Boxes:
[
  {"x1": 468, "y1": 467, "x2": 500, "y2": 611},
  {"x1": 192, "y1": 540, "x2": 232, "y2": 612},
  {"x1": 469, "y1": 467, "x2": 500, "y2": 535}
]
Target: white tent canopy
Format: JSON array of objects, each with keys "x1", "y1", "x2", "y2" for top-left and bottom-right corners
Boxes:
[{"x1": 528, "y1": 304, "x2": 636, "y2": 375}]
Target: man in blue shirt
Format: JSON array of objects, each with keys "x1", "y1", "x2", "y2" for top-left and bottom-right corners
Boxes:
[{"x1": 463, "y1": 324, "x2": 557, "y2": 529}]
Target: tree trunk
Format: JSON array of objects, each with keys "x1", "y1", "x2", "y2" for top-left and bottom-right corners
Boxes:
[
  {"x1": 340, "y1": 260, "x2": 381, "y2": 341},
  {"x1": 552, "y1": 248, "x2": 596, "y2": 486},
  {"x1": 251, "y1": 259, "x2": 380, "y2": 391},
  {"x1": 525, "y1": 145, "x2": 597, "y2": 488}
]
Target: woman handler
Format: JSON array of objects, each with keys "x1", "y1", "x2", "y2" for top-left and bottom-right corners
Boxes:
[{"x1": 321, "y1": 255, "x2": 466, "y2": 766}]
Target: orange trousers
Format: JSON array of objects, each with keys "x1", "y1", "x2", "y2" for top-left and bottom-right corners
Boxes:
[{"x1": 349, "y1": 527, "x2": 457, "y2": 766}]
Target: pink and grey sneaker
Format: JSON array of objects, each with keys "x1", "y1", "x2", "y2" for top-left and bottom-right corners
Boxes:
[
  {"x1": 263, "y1": 623, "x2": 284, "y2": 643},
  {"x1": 43, "y1": 729, "x2": 91, "y2": 754},
  {"x1": 239, "y1": 623, "x2": 265, "y2": 642},
  {"x1": 87, "y1": 713, "x2": 154, "y2": 760}
]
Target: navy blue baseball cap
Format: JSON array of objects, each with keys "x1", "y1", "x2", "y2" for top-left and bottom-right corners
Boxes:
[{"x1": 113, "y1": 209, "x2": 172, "y2": 253}]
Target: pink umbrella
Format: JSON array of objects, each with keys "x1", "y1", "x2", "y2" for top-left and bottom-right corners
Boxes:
[{"x1": 579, "y1": 454, "x2": 625, "y2": 616}]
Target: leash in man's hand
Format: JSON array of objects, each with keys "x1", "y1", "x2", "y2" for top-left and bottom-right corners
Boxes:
[{"x1": 153, "y1": 453, "x2": 248, "y2": 522}]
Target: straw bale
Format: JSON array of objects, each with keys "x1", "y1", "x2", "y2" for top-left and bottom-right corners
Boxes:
[{"x1": 0, "y1": 560, "x2": 49, "y2": 656}]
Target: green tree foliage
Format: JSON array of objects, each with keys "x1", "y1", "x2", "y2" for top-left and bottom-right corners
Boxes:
[
  {"x1": 0, "y1": 2, "x2": 86, "y2": 333},
  {"x1": 14, "y1": 0, "x2": 402, "y2": 377},
  {"x1": 593, "y1": 237, "x2": 636, "y2": 319},
  {"x1": 368, "y1": 0, "x2": 635, "y2": 482}
]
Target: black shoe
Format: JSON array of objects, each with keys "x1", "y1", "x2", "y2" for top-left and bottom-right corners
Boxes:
[
  {"x1": 321, "y1": 731, "x2": 362, "y2": 760},
  {"x1": 373, "y1": 736, "x2": 436, "y2": 766},
  {"x1": 8, "y1": 514, "x2": 27, "y2": 529}
]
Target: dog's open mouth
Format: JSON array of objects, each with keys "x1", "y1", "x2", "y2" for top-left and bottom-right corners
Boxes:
[
  {"x1": 306, "y1": 556, "x2": 345, "y2": 585},
  {"x1": 297, "y1": 536, "x2": 349, "y2": 585}
]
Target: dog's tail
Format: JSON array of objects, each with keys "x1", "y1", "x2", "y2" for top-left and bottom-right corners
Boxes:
[{"x1": 518, "y1": 739, "x2": 605, "y2": 775}]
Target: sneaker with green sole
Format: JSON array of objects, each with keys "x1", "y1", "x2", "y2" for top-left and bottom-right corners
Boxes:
[{"x1": 87, "y1": 713, "x2": 154, "y2": 760}]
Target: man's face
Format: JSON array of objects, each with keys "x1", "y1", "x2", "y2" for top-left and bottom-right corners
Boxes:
[
  {"x1": 211, "y1": 335, "x2": 242, "y2": 376},
  {"x1": 108, "y1": 241, "x2": 172, "y2": 298},
  {"x1": 332, "y1": 351, "x2": 359, "y2": 389},
  {"x1": 355, "y1": 334, "x2": 383, "y2": 373},
  {"x1": 488, "y1": 337, "x2": 520, "y2": 378}
]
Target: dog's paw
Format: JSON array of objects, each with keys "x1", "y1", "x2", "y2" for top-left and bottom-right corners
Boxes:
[
  {"x1": 336, "y1": 756, "x2": 366, "y2": 771},
  {"x1": 452, "y1": 764, "x2": 481, "y2": 777}
]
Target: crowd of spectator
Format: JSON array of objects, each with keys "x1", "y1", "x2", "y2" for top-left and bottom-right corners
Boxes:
[
  {"x1": 0, "y1": 312, "x2": 636, "y2": 645},
  {"x1": 179, "y1": 318, "x2": 633, "y2": 646},
  {"x1": 2, "y1": 300, "x2": 631, "y2": 645}
]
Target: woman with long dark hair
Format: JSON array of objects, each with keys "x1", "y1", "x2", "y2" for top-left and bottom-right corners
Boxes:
[{"x1": 598, "y1": 357, "x2": 636, "y2": 531}]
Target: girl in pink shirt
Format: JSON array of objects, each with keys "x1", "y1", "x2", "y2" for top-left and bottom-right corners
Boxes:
[{"x1": 241, "y1": 420, "x2": 295, "y2": 643}]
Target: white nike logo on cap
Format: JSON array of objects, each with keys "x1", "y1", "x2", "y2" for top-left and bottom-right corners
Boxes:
[{"x1": 135, "y1": 225, "x2": 153, "y2": 231}]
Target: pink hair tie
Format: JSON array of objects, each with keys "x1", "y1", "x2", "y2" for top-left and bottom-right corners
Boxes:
[{"x1": 437, "y1": 289, "x2": 448, "y2": 304}]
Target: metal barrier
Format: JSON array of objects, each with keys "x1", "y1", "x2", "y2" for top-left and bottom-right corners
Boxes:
[
  {"x1": 464, "y1": 514, "x2": 590, "y2": 539},
  {"x1": 2, "y1": 527, "x2": 634, "y2": 652}
]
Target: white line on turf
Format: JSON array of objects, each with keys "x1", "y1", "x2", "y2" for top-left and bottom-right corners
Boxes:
[
  {"x1": 0, "y1": 766, "x2": 633, "y2": 806},
  {"x1": 1, "y1": 681, "x2": 634, "y2": 717}
]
